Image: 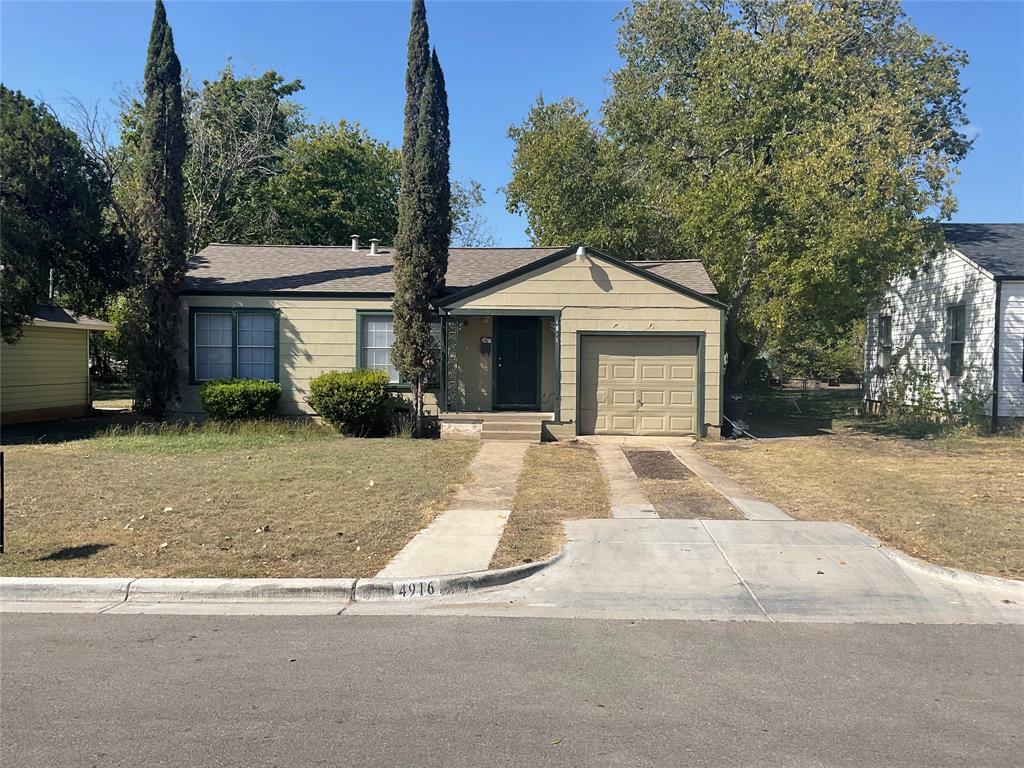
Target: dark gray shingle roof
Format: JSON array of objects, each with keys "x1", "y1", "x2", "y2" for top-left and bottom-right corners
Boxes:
[
  {"x1": 183, "y1": 244, "x2": 720, "y2": 297},
  {"x1": 31, "y1": 305, "x2": 113, "y2": 330},
  {"x1": 941, "y1": 223, "x2": 1024, "y2": 277}
]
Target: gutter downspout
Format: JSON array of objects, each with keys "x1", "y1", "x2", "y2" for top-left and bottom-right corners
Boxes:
[{"x1": 991, "y1": 278, "x2": 1002, "y2": 432}]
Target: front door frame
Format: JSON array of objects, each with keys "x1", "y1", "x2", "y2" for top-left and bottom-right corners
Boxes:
[{"x1": 492, "y1": 315, "x2": 542, "y2": 411}]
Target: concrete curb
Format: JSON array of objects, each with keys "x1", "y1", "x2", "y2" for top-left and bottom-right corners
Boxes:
[
  {"x1": 127, "y1": 578, "x2": 357, "y2": 603},
  {"x1": 354, "y1": 551, "x2": 564, "y2": 602},
  {"x1": 0, "y1": 577, "x2": 133, "y2": 603},
  {"x1": 881, "y1": 548, "x2": 1024, "y2": 594},
  {"x1": 0, "y1": 552, "x2": 562, "y2": 606}
]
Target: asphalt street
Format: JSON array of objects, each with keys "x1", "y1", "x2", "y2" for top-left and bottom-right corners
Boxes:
[{"x1": 1, "y1": 614, "x2": 1021, "y2": 767}]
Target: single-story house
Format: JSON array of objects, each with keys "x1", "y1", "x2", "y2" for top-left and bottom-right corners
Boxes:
[
  {"x1": 1, "y1": 306, "x2": 114, "y2": 425},
  {"x1": 864, "y1": 223, "x2": 1024, "y2": 426},
  {"x1": 177, "y1": 238, "x2": 725, "y2": 440}
]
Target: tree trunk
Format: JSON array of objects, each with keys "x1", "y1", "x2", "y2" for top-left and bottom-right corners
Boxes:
[{"x1": 723, "y1": 299, "x2": 759, "y2": 391}]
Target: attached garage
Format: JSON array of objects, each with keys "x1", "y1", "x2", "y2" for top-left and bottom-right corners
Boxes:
[
  {"x1": 579, "y1": 334, "x2": 702, "y2": 436},
  {"x1": 437, "y1": 245, "x2": 725, "y2": 438}
]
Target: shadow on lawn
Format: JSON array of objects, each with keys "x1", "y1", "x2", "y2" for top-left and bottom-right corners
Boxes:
[
  {"x1": 1, "y1": 411, "x2": 137, "y2": 447},
  {"x1": 36, "y1": 544, "x2": 111, "y2": 562}
]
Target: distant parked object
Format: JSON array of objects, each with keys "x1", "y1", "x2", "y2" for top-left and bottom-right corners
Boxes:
[
  {"x1": 0, "y1": 306, "x2": 114, "y2": 425},
  {"x1": 864, "y1": 223, "x2": 1024, "y2": 427}
]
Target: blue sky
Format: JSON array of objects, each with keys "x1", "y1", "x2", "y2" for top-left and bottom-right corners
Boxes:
[{"x1": 2, "y1": 0, "x2": 1021, "y2": 245}]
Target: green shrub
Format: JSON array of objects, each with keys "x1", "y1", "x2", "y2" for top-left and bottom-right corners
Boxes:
[
  {"x1": 200, "y1": 379, "x2": 282, "y2": 421},
  {"x1": 308, "y1": 369, "x2": 391, "y2": 435}
]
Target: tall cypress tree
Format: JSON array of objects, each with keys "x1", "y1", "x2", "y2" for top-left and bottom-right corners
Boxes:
[
  {"x1": 126, "y1": 0, "x2": 187, "y2": 419},
  {"x1": 393, "y1": 0, "x2": 451, "y2": 434}
]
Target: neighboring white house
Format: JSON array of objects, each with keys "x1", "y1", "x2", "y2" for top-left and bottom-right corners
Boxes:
[{"x1": 864, "y1": 223, "x2": 1024, "y2": 426}]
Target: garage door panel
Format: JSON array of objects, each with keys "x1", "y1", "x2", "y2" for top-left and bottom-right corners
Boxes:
[
  {"x1": 670, "y1": 364, "x2": 696, "y2": 381},
  {"x1": 611, "y1": 389, "x2": 636, "y2": 405},
  {"x1": 669, "y1": 391, "x2": 694, "y2": 406},
  {"x1": 640, "y1": 390, "x2": 665, "y2": 406},
  {"x1": 579, "y1": 335, "x2": 699, "y2": 436}
]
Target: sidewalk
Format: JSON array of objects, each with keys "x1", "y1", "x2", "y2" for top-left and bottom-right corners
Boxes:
[{"x1": 375, "y1": 441, "x2": 529, "y2": 578}]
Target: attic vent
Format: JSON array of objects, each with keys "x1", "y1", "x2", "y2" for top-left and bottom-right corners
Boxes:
[
  {"x1": 370, "y1": 238, "x2": 380, "y2": 255},
  {"x1": 351, "y1": 234, "x2": 360, "y2": 251}
]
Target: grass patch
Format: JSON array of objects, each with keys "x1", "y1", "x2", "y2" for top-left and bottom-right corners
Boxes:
[
  {"x1": 490, "y1": 442, "x2": 611, "y2": 569},
  {"x1": 0, "y1": 429, "x2": 477, "y2": 578},
  {"x1": 696, "y1": 433, "x2": 1024, "y2": 579},
  {"x1": 93, "y1": 419, "x2": 337, "y2": 454}
]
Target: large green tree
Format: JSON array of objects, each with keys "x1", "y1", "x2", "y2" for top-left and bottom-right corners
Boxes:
[
  {"x1": 112, "y1": 64, "x2": 304, "y2": 254},
  {"x1": 124, "y1": 0, "x2": 187, "y2": 418},
  {"x1": 507, "y1": 0, "x2": 970, "y2": 387},
  {"x1": 0, "y1": 86, "x2": 127, "y2": 342},
  {"x1": 392, "y1": 0, "x2": 451, "y2": 433},
  {"x1": 268, "y1": 121, "x2": 402, "y2": 245}
]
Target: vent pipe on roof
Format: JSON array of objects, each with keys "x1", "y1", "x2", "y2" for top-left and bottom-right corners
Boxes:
[
  {"x1": 351, "y1": 234, "x2": 360, "y2": 251},
  {"x1": 575, "y1": 245, "x2": 586, "y2": 262},
  {"x1": 370, "y1": 238, "x2": 380, "y2": 256}
]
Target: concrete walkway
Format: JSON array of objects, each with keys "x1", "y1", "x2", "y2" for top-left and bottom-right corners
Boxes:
[
  {"x1": 375, "y1": 441, "x2": 529, "y2": 578},
  {"x1": 352, "y1": 518, "x2": 1024, "y2": 623},
  {"x1": 670, "y1": 445, "x2": 793, "y2": 521},
  {"x1": 590, "y1": 443, "x2": 659, "y2": 519}
]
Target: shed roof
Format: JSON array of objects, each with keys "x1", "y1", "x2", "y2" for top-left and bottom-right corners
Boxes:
[
  {"x1": 182, "y1": 243, "x2": 720, "y2": 297},
  {"x1": 30, "y1": 306, "x2": 114, "y2": 331},
  {"x1": 941, "y1": 223, "x2": 1024, "y2": 278}
]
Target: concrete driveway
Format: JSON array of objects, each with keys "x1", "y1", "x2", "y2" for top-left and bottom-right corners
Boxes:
[{"x1": 348, "y1": 518, "x2": 1023, "y2": 623}]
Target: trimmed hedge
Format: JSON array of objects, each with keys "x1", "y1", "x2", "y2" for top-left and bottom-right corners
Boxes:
[
  {"x1": 200, "y1": 379, "x2": 282, "y2": 421},
  {"x1": 308, "y1": 368, "x2": 391, "y2": 435}
]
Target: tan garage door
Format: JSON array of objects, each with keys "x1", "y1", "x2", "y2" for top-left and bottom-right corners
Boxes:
[{"x1": 579, "y1": 335, "x2": 699, "y2": 436}]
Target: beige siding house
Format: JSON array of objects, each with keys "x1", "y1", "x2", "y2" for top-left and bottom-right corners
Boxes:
[
  {"x1": 1, "y1": 307, "x2": 113, "y2": 425},
  {"x1": 178, "y1": 240, "x2": 725, "y2": 440}
]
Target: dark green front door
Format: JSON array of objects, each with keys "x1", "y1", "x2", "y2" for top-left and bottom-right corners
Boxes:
[{"x1": 493, "y1": 316, "x2": 540, "y2": 410}]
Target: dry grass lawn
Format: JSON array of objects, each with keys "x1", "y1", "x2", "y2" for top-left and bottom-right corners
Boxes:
[
  {"x1": 0, "y1": 423, "x2": 476, "y2": 578},
  {"x1": 490, "y1": 442, "x2": 611, "y2": 569},
  {"x1": 696, "y1": 433, "x2": 1024, "y2": 579}
]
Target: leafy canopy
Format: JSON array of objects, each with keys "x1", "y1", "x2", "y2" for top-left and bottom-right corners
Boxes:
[
  {"x1": 506, "y1": 0, "x2": 970, "y2": 385},
  {"x1": 0, "y1": 85, "x2": 127, "y2": 342}
]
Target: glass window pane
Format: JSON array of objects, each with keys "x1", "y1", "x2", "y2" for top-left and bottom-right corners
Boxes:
[
  {"x1": 235, "y1": 312, "x2": 276, "y2": 381},
  {"x1": 195, "y1": 314, "x2": 234, "y2": 381}
]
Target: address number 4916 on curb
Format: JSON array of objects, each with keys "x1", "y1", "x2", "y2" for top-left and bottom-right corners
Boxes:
[{"x1": 393, "y1": 580, "x2": 440, "y2": 599}]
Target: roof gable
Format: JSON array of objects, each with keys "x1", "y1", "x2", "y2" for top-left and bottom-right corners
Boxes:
[{"x1": 437, "y1": 245, "x2": 725, "y2": 311}]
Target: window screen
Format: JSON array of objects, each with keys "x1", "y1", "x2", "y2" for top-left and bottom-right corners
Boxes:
[
  {"x1": 237, "y1": 313, "x2": 276, "y2": 381},
  {"x1": 194, "y1": 313, "x2": 233, "y2": 381},
  {"x1": 362, "y1": 315, "x2": 399, "y2": 383}
]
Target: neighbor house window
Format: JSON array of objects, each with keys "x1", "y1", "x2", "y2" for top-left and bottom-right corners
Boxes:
[
  {"x1": 360, "y1": 314, "x2": 399, "y2": 383},
  {"x1": 191, "y1": 309, "x2": 278, "y2": 382},
  {"x1": 877, "y1": 315, "x2": 892, "y2": 371},
  {"x1": 947, "y1": 305, "x2": 966, "y2": 377}
]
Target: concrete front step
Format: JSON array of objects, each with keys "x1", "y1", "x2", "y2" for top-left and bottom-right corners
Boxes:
[{"x1": 481, "y1": 429, "x2": 540, "y2": 442}]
